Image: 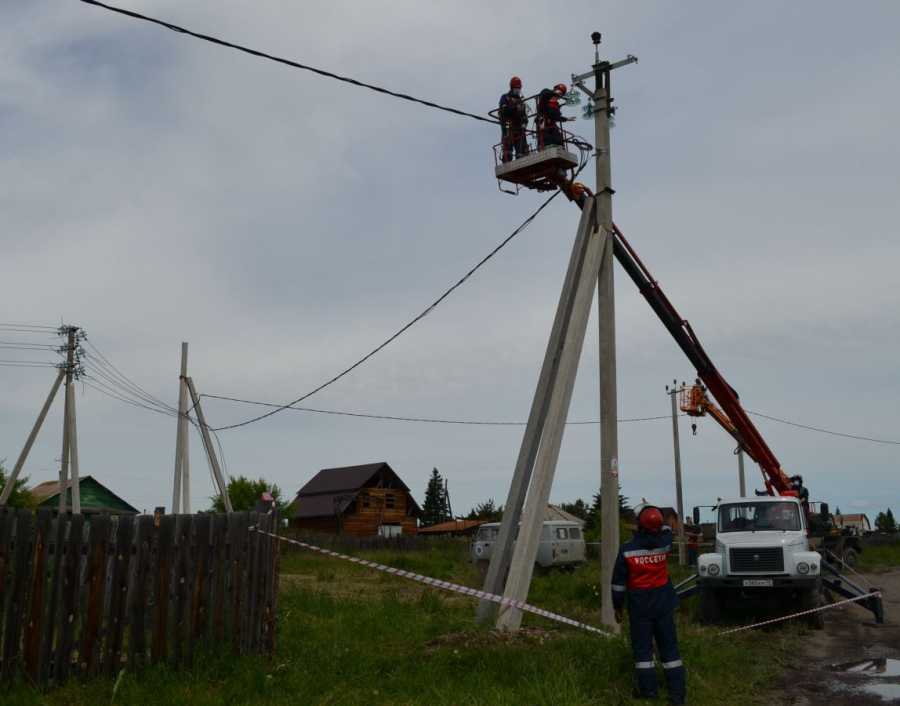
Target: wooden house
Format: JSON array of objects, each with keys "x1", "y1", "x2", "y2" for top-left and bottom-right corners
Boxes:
[
  {"x1": 29, "y1": 475, "x2": 139, "y2": 515},
  {"x1": 289, "y1": 462, "x2": 421, "y2": 537}
]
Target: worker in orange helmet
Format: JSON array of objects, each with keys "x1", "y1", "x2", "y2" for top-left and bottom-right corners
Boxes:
[
  {"x1": 536, "y1": 83, "x2": 572, "y2": 148},
  {"x1": 499, "y1": 76, "x2": 529, "y2": 162},
  {"x1": 612, "y1": 503, "x2": 686, "y2": 704}
]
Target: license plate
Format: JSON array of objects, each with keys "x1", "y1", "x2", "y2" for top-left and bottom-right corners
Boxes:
[{"x1": 742, "y1": 578, "x2": 774, "y2": 588}]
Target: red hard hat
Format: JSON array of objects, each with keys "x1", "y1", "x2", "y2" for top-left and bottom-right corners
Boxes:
[
  {"x1": 510, "y1": 76, "x2": 523, "y2": 89},
  {"x1": 554, "y1": 83, "x2": 568, "y2": 95},
  {"x1": 638, "y1": 506, "x2": 664, "y2": 533}
]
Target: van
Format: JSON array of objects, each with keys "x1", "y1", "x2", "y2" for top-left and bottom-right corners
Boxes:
[{"x1": 470, "y1": 520, "x2": 586, "y2": 575}]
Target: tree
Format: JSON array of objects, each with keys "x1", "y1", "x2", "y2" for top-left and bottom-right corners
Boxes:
[
  {"x1": 209, "y1": 475, "x2": 287, "y2": 513},
  {"x1": 421, "y1": 468, "x2": 451, "y2": 526},
  {"x1": 0, "y1": 463, "x2": 34, "y2": 509},
  {"x1": 834, "y1": 506, "x2": 842, "y2": 517},
  {"x1": 875, "y1": 508, "x2": 897, "y2": 533},
  {"x1": 559, "y1": 499, "x2": 590, "y2": 522},
  {"x1": 584, "y1": 487, "x2": 631, "y2": 533},
  {"x1": 467, "y1": 499, "x2": 504, "y2": 522}
]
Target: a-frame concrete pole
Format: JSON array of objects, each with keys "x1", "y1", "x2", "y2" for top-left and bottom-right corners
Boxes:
[
  {"x1": 477, "y1": 199, "x2": 600, "y2": 622},
  {"x1": 595, "y1": 52, "x2": 621, "y2": 631},
  {"x1": 496, "y1": 199, "x2": 605, "y2": 631},
  {"x1": 0, "y1": 369, "x2": 65, "y2": 505}
]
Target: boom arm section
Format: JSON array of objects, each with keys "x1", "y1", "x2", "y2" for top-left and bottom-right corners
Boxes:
[{"x1": 608, "y1": 224, "x2": 795, "y2": 496}]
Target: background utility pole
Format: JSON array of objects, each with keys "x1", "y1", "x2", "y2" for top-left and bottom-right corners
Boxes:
[
  {"x1": 172, "y1": 342, "x2": 190, "y2": 513},
  {"x1": 59, "y1": 326, "x2": 83, "y2": 515},
  {"x1": 666, "y1": 381, "x2": 686, "y2": 565},
  {"x1": 184, "y1": 376, "x2": 233, "y2": 513},
  {"x1": 737, "y1": 449, "x2": 747, "y2": 497}
]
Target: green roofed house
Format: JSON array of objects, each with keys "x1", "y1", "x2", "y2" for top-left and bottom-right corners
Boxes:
[{"x1": 30, "y1": 476, "x2": 139, "y2": 516}]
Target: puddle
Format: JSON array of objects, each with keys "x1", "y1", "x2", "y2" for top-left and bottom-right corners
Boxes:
[
  {"x1": 830, "y1": 658, "x2": 900, "y2": 678},
  {"x1": 830, "y1": 658, "x2": 900, "y2": 702}
]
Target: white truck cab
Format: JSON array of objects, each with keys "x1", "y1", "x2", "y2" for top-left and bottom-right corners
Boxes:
[{"x1": 697, "y1": 496, "x2": 824, "y2": 626}]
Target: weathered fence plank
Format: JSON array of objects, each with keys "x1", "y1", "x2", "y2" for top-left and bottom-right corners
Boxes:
[
  {"x1": 79, "y1": 514, "x2": 111, "y2": 676},
  {"x1": 210, "y1": 514, "x2": 227, "y2": 644},
  {"x1": 189, "y1": 514, "x2": 211, "y2": 664},
  {"x1": 39, "y1": 513, "x2": 66, "y2": 684},
  {"x1": 172, "y1": 515, "x2": 191, "y2": 668},
  {"x1": 55, "y1": 514, "x2": 83, "y2": 683},
  {"x1": 2, "y1": 509, "x2": 35, "y2": 682},
  {"x1": 128, "y1": 516, "x2": 153, "y2": 671},
  {"x1": 23, "y1": 508, "x2": 52, "y2": 681},
  {"x1": 151, "y1": 514, "x2": 175, "y2": 664},
  {"x1": 104, "y1": 514, "x2": 133, "y2": 676}
]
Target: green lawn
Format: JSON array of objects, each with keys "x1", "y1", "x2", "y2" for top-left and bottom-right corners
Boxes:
[
  {"x1": 9, "y1": 539, "x2": 801, "y2": 706},
  {"x1": 858, "y1": 539, "x2": 900, "y2": 571}
]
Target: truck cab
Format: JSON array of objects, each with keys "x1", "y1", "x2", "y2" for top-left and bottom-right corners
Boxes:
[{"x1": 697, "y1": 496, "x2": 824, "y2": 626}]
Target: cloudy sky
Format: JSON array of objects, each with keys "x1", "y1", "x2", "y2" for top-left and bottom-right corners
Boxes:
[{"x1": 2, "y1": 1, "x2": 898, "y2": 521}]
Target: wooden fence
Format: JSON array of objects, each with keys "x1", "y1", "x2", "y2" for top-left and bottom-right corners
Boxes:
[{"x1": 0, "y1": 506, "x2": 280, "y2": 687}]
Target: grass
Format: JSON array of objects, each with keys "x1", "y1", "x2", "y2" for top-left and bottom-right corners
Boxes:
[
  {"x1": 858, "y1": 539, "x2": 900, "y2": 571},
  {"x1": 8, "y1": 539, "x2": 803, "y2": 706}
]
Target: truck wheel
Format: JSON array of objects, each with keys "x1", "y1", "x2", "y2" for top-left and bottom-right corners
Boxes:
[
  {"x1": 799, "y1": 585, "x2": 825, "y2": 630},
  {"x1": 842, "y1": 548, "x2": 858, "y2": 569},
  {"x1": 699, "y1": 586, "x2": 722, "y2": 624}
]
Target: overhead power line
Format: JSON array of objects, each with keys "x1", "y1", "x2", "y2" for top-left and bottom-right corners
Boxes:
[
  {"x1": 80, "y1": 0, "x2": 498, "y2": 125},
  {"x1": 202, "y1": 393, "x2": 674, "y2": 426},
  {"x1": 211, "y1": 176, "x2": 575, "y2": 431},
  {"x1": 747, "y1": 410, "x2": 900, "y2": 447}
]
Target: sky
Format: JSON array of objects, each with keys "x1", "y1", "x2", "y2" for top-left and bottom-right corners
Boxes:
[{"x1": 1, "y1": 1, "x2": 898, "y2": 522}]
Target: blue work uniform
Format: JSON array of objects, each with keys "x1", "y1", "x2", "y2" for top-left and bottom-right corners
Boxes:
[{"x1": 612, "y1": 526, "x2": 686, "y2": 704}]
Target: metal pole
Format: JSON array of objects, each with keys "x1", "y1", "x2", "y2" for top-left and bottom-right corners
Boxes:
[
  {"x1": 669, "y1": 383, "x2": 685, "y2": 565},
  {"x1": 184, "y1": 376, "x2": 233, "y2": 513},
  {"x1": 738, "y1": 449, "x2": 747, "y2": 497},
  {"x1": 68, "y1": 383, "x2": 80, "y2": 514},
  {"x1": 595, "y1": 48, "x2": 620, "y2": 631},
  {"x1": 180, "y1": 344, "x2": 190, "y2": 513},
  {"x1": 0, "y1": 369, "x2": 65, "y2": 505}
]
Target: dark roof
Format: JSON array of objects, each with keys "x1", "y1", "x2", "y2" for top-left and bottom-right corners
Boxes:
[
  {"x1": 292, "y1": 462, "x2": 420, "y2": 520},
  {"x1": 418, "y1": 519, "x2": 485, "y2": 534},
  {"x1": 298, "y1": 462, "x2": 409, "y2": 496},
  {"x1": 30, "y1": 475, "x2": 139, "y2": 514}
]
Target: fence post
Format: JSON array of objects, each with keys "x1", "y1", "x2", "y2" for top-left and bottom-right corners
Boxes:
[{"x1": 2, "y1": 509, "x2": 35, "y2": 683}]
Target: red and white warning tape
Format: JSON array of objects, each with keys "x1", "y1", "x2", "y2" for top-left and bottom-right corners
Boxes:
[
  {"x1": 251, "y1": 528, "x2": 613, "y2": 637},
  {"x1": 718, "y1": 591, "x2": 882, "y2": 635}
]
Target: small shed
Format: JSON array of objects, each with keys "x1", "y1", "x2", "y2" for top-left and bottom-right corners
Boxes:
[
  {"x1": 290, "y1": 462, "x2": 421, "y2": 537},
  {"x1": 30, "y1": 475, "x2": 139, "y2": 515}
]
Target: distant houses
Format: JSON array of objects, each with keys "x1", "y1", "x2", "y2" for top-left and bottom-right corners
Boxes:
[
  {"x1": 288, "y1": 462, "x2": 421, "y2": 537},
  {"x1": 834, "y1": 513, "x2": 871, "y2": 535},
  {"x1": 29, "y1": 475, "x2": 138, "y2": 515}
]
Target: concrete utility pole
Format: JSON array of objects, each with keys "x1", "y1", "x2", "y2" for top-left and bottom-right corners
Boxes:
[
  {"x1": 737, "y1": 449, "x2": 747, "y2": 497},
  {"x1": 481, "y1": 34, "x2": 636, "y2": 632},
  {"x1": 58, "y1": 326, "x2": 82, "y2": 514},
  {"x1": 172, "y1": 342, "x2": 190, "y2": 513},
  {"x1": 184, "y1": 376, "x2": 233, "y2": 513},
  {"x1": 667, "y1": 382, "x2": 686, "y2": 565}
]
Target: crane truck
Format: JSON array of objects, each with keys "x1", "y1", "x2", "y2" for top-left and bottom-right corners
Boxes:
[{"x1": 495, "y1": 136, "x2": 884, "y2": 627}]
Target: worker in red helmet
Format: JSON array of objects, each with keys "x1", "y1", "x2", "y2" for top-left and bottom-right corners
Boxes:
[
  {"x1": 612, "y1": 503, "x2": 686, "y2": 704},
  {"x1": 498, "y1": 76, "x2": 529, "y2": 162},
  {"x1": 536, "y1": 83, "x2": 572, "y2": 148}
]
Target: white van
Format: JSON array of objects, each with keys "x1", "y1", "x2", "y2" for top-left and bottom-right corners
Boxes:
[{"x1": 471, "y1": 520, "x2": 586, "y2": 574}]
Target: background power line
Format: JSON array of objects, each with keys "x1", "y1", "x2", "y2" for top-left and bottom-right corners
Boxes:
[
  {"x1": 746, "y1": 410, "x2": 900, "y2": 447},
  {"x1": 80, "y1": 0, "x2": 498, "y2": 125},
  {"x1": 211, "y1": 170, "x2": 581, "y2": 432}
]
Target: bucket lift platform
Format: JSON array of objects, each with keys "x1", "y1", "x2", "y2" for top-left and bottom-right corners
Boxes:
[{"x1": 494, "y1": 146, "x2": 580, "y2": 192}]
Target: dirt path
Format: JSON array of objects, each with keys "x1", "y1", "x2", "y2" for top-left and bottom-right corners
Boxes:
[{"x1": 776, "y1": 568, "x2": 900, "y2": 705}]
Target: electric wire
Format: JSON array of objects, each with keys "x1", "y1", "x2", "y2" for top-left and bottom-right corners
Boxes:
[
  {"x1": 82, "y1": 340, "x2": 178, "y2": 413},
  {"x1": 81, "y1": 357, "x2": 178, "y2": 414},
  {"x1": 211, "y1": 167, "x2": 582, "y2": 432},
  {"x1": 79, "y1": 0, "x2": 498, "y2": 125},
  {"x1": 747, "y1": 410, "x2": 900, "y2": 447},
  {"x1": 202, "y1": 393, "x2": 674, "y2": 426},
  {"x1": 82, "y1": 378, "x2": 180, "y2": 418}
]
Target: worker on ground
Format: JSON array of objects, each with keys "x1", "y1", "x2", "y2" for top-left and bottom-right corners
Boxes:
[
  {"x1": 612, "y1": 503, "x2": 686, "y2": 705},
  {"x1": 536, "y1": 83, "x2": 572, "y2": 148},
  {"x1": 499, "y1": 76, "x2": 529, "y2": 162}
]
